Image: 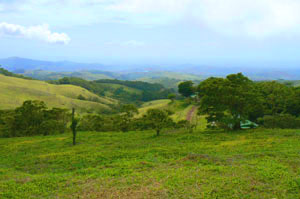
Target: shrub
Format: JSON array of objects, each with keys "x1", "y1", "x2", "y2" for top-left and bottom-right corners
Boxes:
[
  {"x1": 143, "y1": 109, "x2": 175, "y2": 136},
  {"x1": 176, "y1": 120, "x2": 190, "y2": 129},
  {"x1": 77, "y1": 94, "x2": 86, "y2": 100},
  {"x1": 258, "y1": 114, "x2": 300, "y2": 129},
  {"x1": 0, "y1": 101, "x2": 70, "y2": 138}
]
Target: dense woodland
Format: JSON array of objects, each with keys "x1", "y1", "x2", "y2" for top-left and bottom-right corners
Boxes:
[
  {"x1": 186, "y1": 73, "x2": 300, "y2": 130},
  {"x1": 49, "y1": 77, "x2": 175, "y2": 103}
]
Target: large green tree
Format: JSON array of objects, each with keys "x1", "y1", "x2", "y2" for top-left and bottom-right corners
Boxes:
[
  {"x1": 119, "y1": 104, "x2": 139, "y2": 132},
  {"x1": 143, "y1": 109, "x2": 173, "y2": 136},
  {"x1": 256, "y1": 81, "x2": 295, "y2": 115},
  {"x1": 1, "y1": 100, "x2": 70, "y2": 137},
  {"x1": 178, "y1": 81, "x2": 195, "y2": 98},
  {"x1": 12, "y1": 100, "x2": 47, "y2": 136},
  {"x1": 198, "y1": 73, "x2": 261, "y2": 130}
]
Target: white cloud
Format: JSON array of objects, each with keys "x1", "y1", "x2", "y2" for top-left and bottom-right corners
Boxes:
[
  {"x1": 198, "y1": 0, "x2": 300, "y2": 37},
  {"x1": 0, "y1": 22, "x2": 70, "y2": 44},
  {"x1": 2, "y1": 0, "x2": 300, "y2": 38},
  {"x1": 109, "y1": 0, "x2": 300, "y2": 37}
]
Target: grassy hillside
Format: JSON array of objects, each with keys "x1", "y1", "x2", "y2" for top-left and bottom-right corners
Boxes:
[
  {"x1": 0, "y1": 74, "x2": 116, "y2": 112},
  {"x1": 137, "y1": 77, "x2": 183, "y2": 89},
  {"x1": 51, "y1": 77, "x2": 174, "y2": 104},
  {"x1": 1, "y1": 129, "x2": 300, "y2": 198},
  {"x1": 101, "y1": 83, "x2": 142, "y2": 96},
  {"x1": 138, "y1": 99, "x2": 207, "y2": 130}
]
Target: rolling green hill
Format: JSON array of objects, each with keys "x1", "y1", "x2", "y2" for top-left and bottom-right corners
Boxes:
[
  {"x1": 0, "y1": 74, "x2": 116, "y2": 113},
  {"x1": 138, "y1": 99, "x2": 207, "y2": 130},
  {"x1": 51, "y1": 77, "x2": 174, "y2": 104}
]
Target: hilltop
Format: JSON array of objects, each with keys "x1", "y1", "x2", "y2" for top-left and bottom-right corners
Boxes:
[{"x1": 49, "y1": 77, "x2": 174, "y2": 104}]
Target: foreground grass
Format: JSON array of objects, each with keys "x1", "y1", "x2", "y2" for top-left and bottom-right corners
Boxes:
[{"x1": 1, "y1": 129, "x2": 300, "y2": 198}]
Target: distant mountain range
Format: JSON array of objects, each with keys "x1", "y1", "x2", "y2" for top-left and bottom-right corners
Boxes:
[
  {"x1": 0, "y1": 57, "x2": 300, "y2": 81},
  {"x1": 0, "y1": 57, "x2": 113, "y2": 72}
]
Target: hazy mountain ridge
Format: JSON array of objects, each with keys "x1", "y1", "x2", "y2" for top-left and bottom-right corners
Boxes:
[
  {"x1": 0, "y1": 57, "x2": 112, "y2": 72},
  {"x1": 0, "y1": 57, "x2": 300, "y2": 81}
]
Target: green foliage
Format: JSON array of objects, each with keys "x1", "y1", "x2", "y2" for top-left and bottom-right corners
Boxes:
[
  {"x1": 143, "y1": 109, "x2": 175, "y2": 136},
  {"x1": 96, "y1": 79, "x2": 174, "y2": 102},
  {"x1": 198, "y1": 73, "x2": 261, "y2": 130},
  {"x1": 78, "y1": 114, "x2": 107, "y2": 132},
  {"x1": 119, "y1": 104, "x2": 139, "y2": 132},
  {"x1": 258, "y1": 114, "x2": 300, "y2": 129},
  {"x1": 178, "y1": 81, "x2": 195, "y2": 98},
  {"x1": 51, "y1": 77, "x2": 174, "y2": 103},
  {"x1": 50, "y1": 77, "x2": 106, "y2": 96},
  {"x1": 168, "y1": 93, "x2": 176, "y2": 102},
  {"x1": 77, "y1": 94, "x2": 86, "y2": 101},
  {"x1": 0, "y1": 100, "x2": 70, "y2": 137},
  {"x1": 256, "y1": 81, "x2": 294, "y2": 115},
  {"x1": 12, "y1": 100, "x2": 48, "y2": 136},
  {"x1": 256, "y1": 81, "x2": 300, "y2": 117},
  {"x1": 0, "y1": 110, "x2": 15, "y2": 138},
  {"x1": 176, "y1": 120, "x2": 190, "y2": 129}
]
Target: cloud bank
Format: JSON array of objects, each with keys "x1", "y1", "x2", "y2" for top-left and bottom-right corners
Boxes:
[
  {"x1": 110, "y1": 0, "x2": 300, "y2": 37},
  {"x1": 1, "y1": 0, "x2": 300, "y2": 38},
  {"x1": 0, "y1": 22, "x2": 70, "y2": 44}
]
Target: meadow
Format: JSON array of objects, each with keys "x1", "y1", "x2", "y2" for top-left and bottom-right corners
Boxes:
[{"x1": 1, "y1": 128, "x2": 300, "y2": 198}]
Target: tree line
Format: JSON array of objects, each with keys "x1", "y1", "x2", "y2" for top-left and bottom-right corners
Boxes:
[
  {"x1": 0, "y1": 101, "x2": 192, "y2": 138},
  {"x1": 178, "y1": 73, "x2": 300, "y2": 130},
  {"x1": 0, "y1": 101, "x2": 69, "y2": 137},
  {"x1": 49, "y1": 77, "x2": 175, "y2": 104},
  {"x1": 0, "y1": 67, "x2": 33, "y2": 80}
]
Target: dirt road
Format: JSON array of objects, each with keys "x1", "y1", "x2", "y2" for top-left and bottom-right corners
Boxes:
[{"x1": 186, "y1": 106, "x2": 197, "y2": 121}]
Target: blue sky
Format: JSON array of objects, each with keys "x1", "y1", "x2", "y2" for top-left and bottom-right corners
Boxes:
[{"x1": 1, "y1": 0, "x2": 300, "y2": 68}]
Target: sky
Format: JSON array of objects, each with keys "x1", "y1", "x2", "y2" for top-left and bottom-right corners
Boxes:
[{"x1": 1, "y1": 0, "x2": 300, "y2": 68}]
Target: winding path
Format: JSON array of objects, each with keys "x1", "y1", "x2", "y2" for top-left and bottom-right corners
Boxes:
[{"x1": 186, "y1": 106, "x2": 197, "y2": 121}]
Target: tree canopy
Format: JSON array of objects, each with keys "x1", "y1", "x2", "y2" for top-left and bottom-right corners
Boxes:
[
  {"x1": 178, "y1": 81, "x2": 195, "y2": 98},
  {"x1": 198, "y1": 73, "x2": 262, "y2": 130},
  {"x1": 143, "y1": 109, "x2": 174, "y2": 136}
]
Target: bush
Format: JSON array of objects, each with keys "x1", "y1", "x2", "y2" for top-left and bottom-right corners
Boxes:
[
  {"x1": 258, "y1": 114, "x2": 300, "y2": 129},
  {"x1": 176, "y1": 120, "x2": 190, "y2": 129},
  {"x1": 77, "y1": 94, "x2": 86, "y2": 100},
  {"x1": 78, "y1": 114, "x2": 106, "y2": 132},
  {"x1": 0, "y1": 101, "x2": 70, "y2": 138},
  {"x1": 78, "y1": 114, "x2": 122, "y2": 132}
]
